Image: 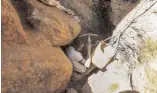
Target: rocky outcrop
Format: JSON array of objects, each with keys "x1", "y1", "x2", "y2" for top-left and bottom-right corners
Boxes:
[
  {"x1": 63, "y1": 0, "x2": 139, "y2": 37},
  {"x1": 24, "y1": 0, "x2": 81, "y2": 46},
  {"x1": 64, "y1": 0, "x2": 114, "y2": 38},
  {"x1": 110, "y1": 0, "x2": 139, "y2": 25},
  {"x1": 82, "y1": 0, "x2": 157, "y2": 93},
  {"x1": 2, "y1": 0, "x2": 75, "y2": 93},
  {"x1": 64, "y1": 0, "x2": 100, "y2": 34}
]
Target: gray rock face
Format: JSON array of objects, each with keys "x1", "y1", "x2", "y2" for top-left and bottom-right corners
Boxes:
[
  {"x1": 64, "y1": 0, "x2": 113, "y2": 37},
  {"x1": 110, "y1": 0, "x2": 139, "y2": 25},
  {"x1": 132, "y1": 60, "x2": 157, "y2": 92}
]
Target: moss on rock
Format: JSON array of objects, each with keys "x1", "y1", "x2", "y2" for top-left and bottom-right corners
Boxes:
[{"x1": 108, "y1": 83, "x2": 119, "y2": 93}]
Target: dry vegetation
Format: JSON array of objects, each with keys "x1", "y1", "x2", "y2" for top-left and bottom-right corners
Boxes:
[
  {"x1": 138, "y1": 38, "x2": 157, "y2": 64},
  {"x1": 107, "y1": 83, "x2": 119, "y2": 93}
]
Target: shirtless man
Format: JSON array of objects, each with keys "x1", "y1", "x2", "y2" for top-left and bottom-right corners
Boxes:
[{"x1": 66, "y1": 46, "x2": 86, "y2": 73}]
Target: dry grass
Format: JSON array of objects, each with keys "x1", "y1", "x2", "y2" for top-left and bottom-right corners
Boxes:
[{"x1": 138, "y1": 38, "x2": 157, "y2": 64}]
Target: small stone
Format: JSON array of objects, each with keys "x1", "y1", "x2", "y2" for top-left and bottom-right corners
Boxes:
[
  {"x1": 73, "y1": 16, "x2": 80, "y2": 23},
  {"x1": 66, "y1": 88, "x2": 78, "y2": 93}
]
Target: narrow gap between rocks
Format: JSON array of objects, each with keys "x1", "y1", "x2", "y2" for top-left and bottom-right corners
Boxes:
[
  {"x1": 61, "y1": 0, "x2": 139, "y2": 93},
  {"x1": 62, "y1": 0, "x2": 115, "y2": 92}
]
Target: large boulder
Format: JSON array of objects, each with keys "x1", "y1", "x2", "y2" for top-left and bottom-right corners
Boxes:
[
  {"x1": 82, "y1": 62, "x2": 132, "y2": 93},
  {"x1": 24, "y1": 0, "x2": 81, "y2": 46},
  {"x1": 2, "y1": 44, "x2": 72, "y2": 93},
  {"x1": 2, "y1": 0, "x2": 73, "y2": 93},
  {"x1": 2, "y1": 0, "x2": 27, "y2": 45}
]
